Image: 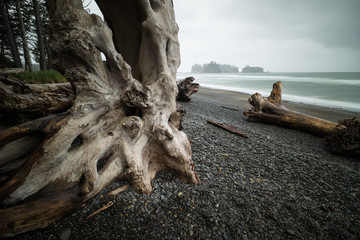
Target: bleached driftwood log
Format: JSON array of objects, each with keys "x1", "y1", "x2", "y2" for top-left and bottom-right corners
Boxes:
[
  {"x1": 244, "y1": 81, "x2": 359, "y2": 157},
  {"x1": 0, "y1": 76, "x2": 73, "y2": 122},
  {"x1": 243, "y1": 81, "x2": 338, "y2": 137},
  {"x1": 0, "y1": 0, "x2": 200, "y2": 237},
  {"x1": 0, "y1": 75, "x2": 196, "y2": 123}
]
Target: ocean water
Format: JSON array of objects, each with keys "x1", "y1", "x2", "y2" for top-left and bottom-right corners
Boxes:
[{"x1": 177, "y1": 72, "x2": 360, "y2": 112}]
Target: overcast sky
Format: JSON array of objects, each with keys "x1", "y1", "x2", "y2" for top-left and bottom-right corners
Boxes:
[{"x1": 88, "y1": 0, "x2": 360, "y2": 72}]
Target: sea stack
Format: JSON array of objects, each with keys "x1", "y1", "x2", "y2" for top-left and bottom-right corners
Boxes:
[{"x1": 242, "y1": 65, "x2": 264, "y2": 73}]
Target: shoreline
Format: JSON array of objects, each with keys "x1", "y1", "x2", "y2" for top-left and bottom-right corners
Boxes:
[{"x1": 196, "y1": 87, "x2": 360, "y2": 123}]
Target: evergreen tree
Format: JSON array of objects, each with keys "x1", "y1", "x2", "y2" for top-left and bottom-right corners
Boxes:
[
  {"x1": 0, "y1": 0, "x2": 50, "y2": 70},
  {"x1": 33, "y1": 0, "x2": 46, "y2": 70},
  {"x1": 15, "y1": 0, "x2": 33, "y2": 71},
  {"x1": 0, "y1": 0, "x2": 22, "y2": 67}
]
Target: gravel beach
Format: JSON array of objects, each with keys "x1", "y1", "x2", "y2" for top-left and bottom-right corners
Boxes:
[{"x1": 7, "y1": 88, "x2": 360, "y2": 240}]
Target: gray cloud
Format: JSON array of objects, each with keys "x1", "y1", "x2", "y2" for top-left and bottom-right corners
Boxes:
[
  {"x1": 87, "y1": 0, "x2": 360, "y2": 72},
  {"x1": 174, "y1": 0, "x2": 360, "y2": 72}
]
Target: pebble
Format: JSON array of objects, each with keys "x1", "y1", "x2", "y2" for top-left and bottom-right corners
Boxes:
[
  {"x1": 287, "y1": 229, "x2": 295, "y2": 235},
  {"x1": 59, "y1": 228, "x2": 71, "y2": 240}
]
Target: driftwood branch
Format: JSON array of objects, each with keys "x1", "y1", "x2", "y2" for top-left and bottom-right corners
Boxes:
[
  {"x1": 221, "y1": 106, "x2": 239, "y2": 112},
  {"x1": 207, "y1": 119, "x2": 249, "y2": 138},
  {"x1": 106, "y1": 184, "x2": 129, "y2": 197},
  {"x1": 0, "y1": 113, "x2": 68, "y2": 146},
  {"x1": 86, "y1": 201, "x2": 114, "y2": 219}
]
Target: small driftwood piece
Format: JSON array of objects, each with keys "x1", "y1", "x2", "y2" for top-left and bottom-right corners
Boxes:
[
  {"x1": 86, "y1": 201, "x2": 113, "y2": 219},
  {"x1": 177, "y1": 77, "x2": 199, "y2": 102},
  {"x1": 221, "y1": 106, "x2": 239, "y2": 112},
  {"x1": 106, "y1": 185, "x2": 129, "y2": 197},
  {"x1": 207, "y1": 119, "x2": 249, "y2": 138}
]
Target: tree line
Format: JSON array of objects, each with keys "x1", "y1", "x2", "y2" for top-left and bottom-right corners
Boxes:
[{"x1": 0, "y1": 0, "x2": 49, "y2": 71}]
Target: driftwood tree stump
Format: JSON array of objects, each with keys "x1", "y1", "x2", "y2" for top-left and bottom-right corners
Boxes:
[
  {"x1": 244, "y1": 81, "x2": 360, "y2": 157},
  {"x1": 0, "y1": 0, "x2": 200, "y2": 237},
  {"x1": 325, "y1": 118, "x2": 360, "y2": 157},
  {"x1": 177, "y1": 76, "x2": 199, "y2": 102}
]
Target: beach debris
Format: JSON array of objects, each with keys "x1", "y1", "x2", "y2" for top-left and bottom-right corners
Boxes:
[
  {"x1": 244, "y1": 81, "x2": 359, "y2": 158},
  {"x1": 207, "y1": 119, "x2": 249, "y2": 138},
  {"x1": 220, "y1": 153, "x2": 231, "y2": 156},
  {"x1": 221, "y1": 106, "x2": 239, "y2": 111},
  {"x1": 86, "y1": 201, "x2": 114, "y2": 219},
  {"x1": 106, "y1": 185, "x2": 129, "y2": 197},
  {"x1": 176, "y1": 77, "x2": 199, "y2": 102},
  {"x1": 169, "y1": 190, "x2": 178, "y2": 198}
]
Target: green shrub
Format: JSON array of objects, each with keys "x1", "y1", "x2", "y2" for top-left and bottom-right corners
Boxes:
[{"x1": 12, "y1": 70, "x2": 68, "y2": 84}]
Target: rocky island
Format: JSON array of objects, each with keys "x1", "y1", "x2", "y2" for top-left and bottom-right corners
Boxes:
[{"x1": 242, "y1": 65, "x2": 264, "y2": 73}]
